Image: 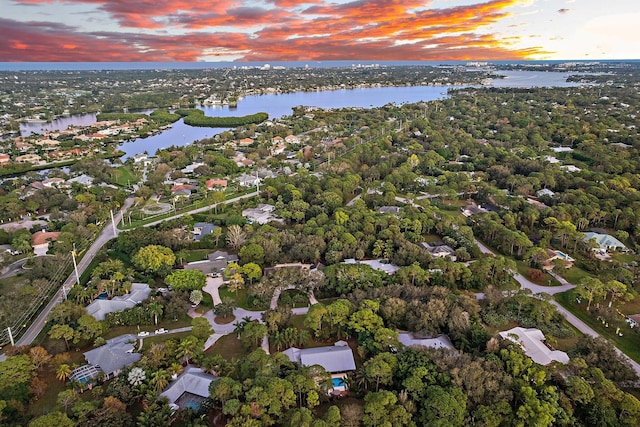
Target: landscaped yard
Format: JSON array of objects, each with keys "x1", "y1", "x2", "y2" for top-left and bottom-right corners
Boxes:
[
  {"x1": 556, "y1": 265, "x2": 593, "y2": 284},
  {"x1": 206, "y1": 333, "x2": 248, "y2": 361},
  {"x1": 219, "y1": 286, "x2": 253, "y2": 310},
  {"x1": 555, "y1": 289, "x2": 640, "y2": 364},
  {"x1": 110, "y1": 165, "x2": 139, "y2": 187},
  {"x1": 141, "y1": 330, "x2": 192, "y2": 351}
]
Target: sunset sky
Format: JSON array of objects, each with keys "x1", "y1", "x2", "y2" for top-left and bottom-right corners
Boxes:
[{"x1": 1, "y1": 0, "x2": 638, "y2": 62}]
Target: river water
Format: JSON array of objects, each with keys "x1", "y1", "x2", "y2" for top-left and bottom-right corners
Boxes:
[{"x1": 18, "y1": 70, "x2": 587, "y2": 160}]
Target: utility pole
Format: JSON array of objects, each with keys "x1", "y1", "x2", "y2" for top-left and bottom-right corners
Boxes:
[
  {"x1": 7, "y1": 327, "x2": 14, "y2": 346},
  {"x1": 110, "y1": 209, "x2": 116, "y2": 235},
  {"x1": 71, "y1": 243, "x2": 80, "y2": 287}
]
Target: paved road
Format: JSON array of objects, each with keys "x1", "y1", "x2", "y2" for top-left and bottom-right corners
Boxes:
[
  {"x1": 0, "y1": 257, "x2": 30, "y2": 279},
  {"x1": 474, "y1": 238, "x2": 640, "y2": 378},
  {"x1": 142, "y1": 191, "x2": 258, "y2": 228},
  {"x1": 14, "y1": 197, "x2": 135, "y2": 347}
]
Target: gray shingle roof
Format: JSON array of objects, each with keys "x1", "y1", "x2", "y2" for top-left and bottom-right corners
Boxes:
[
  {"x1": 160, "y1": 366, "x2": 217, "y2": 406},
  {"x1": 86, "y1": 283, "x2": 151, "y2": 321},
  {"x1": 83, "y1": 334, "x2": 140, "y2": 376},
  {"x1": 283, "y1": 343, "x2": 356, "y2": 373}
]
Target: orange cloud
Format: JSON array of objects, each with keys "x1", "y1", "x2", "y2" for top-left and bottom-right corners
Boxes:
[{"x1": 2, "y1": 0, "x2": 550, "y2": 61}]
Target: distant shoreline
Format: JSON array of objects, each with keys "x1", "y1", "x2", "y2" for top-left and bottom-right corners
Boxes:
[{"x1": 1, "y1": 59, "x2": 638, "y2": 72}]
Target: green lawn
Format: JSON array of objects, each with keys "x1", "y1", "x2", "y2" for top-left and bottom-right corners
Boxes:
[
  {"x1": 514, "y1": 260, "x2": 563, "y2": 287},
  {"x1": 206, "y1": 333, "x2": 249, "y2": 361},
  {"x1": 110, "y1": 165, "x2": 139, "y2": 187},
  {"x1": 555, "y1": 290, "x2": 640, "y2": 364},
  {"x1": 179, "y1": 249, "x2": 210, "y2": 263},
  {"x1": 219, "y1": 286, "x2": 254, "y2": 310},
  {"x1": 556, "y1": 266, "x2": 592, "y2": 284}
]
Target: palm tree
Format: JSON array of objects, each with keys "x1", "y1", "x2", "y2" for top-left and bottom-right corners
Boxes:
[
  {"x1": 148, "y1": 302, "x2": 163, "y2": 326},
  {"x1": 149, "y1": 370, "x2": 170, "y2": 394},
  {"x1": 177, "y1": 336, "x2": 199, "y2": 365},
  {"x1": 56, "y1": 363, "x2": 72, "y2": 382},
  {"x1": 296, "y1": 329, "x2": 311, "y2": 347}
]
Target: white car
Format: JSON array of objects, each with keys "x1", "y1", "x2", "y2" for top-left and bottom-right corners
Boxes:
[
  {"x1": 154, "y1": 328, "x2": 168, "y2": 335},
  {"x1": 137, "y1": 331, "x2": 150, "y2": 337}
]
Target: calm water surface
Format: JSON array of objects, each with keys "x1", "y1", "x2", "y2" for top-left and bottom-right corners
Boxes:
[{"x1": 19, "y1": 70, "x2": 586, "y2": 160}]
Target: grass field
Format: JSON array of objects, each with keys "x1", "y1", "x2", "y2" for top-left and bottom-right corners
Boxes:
[
  {"x1": 555, "y1": 290, "x2": 640, "y2": 364},
  {"x1": 110, "y1": 165, "x2": 139, "y2": 187},
  {"x1": 206, "y1": 334, "x2": 248, "y2": 361},
  {"x1": 556, "y1": 265, "x2": 592, "y2": 284}
]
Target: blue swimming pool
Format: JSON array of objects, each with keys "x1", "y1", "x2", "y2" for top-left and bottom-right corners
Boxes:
[{"x1": 332, "y1": 377, "x2": 345, "y2": 387}]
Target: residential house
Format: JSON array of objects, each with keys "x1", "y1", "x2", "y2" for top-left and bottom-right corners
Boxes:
[
  {"x1": 461, "y1": 204, "x2": 488, "y2": 217},
  {"x1": 285, "y1": 135, "x2": 300, "y2": 145},
  {"x1": 499, "y1": 327, "x2": 569, "y2": 365},
  {"x1": 160, "y1": 366, "x2": 218, "y2": 411},
  {"x1": 184, "y1": 250, "x2": 239, "y2": 274},
  {"x1": 379, "y1": 206, "x2": 400, "y2": 215},
  {"x1": 584, "y1": 232, "x2": 629, "y2": 253},
  {"x1": 42, "y1": 177, "x2": 68, "y2": 188},
  {"x1": 541, "y1": 249, "x2": 574, "y2": 271},
  {"x1": 342, "y1": 258, "x2": 400, "y2": 275},
  {"x1": 86, "y1": 283, "x2": 152, "y2": 321},
  {"x1": 31, "y1": 230, "x2": 60, "y2": 256},
  {"x1": 67, "y1": 174, "x2": 94, "y2": 186},
  {"x1": 193, "y1": 222, "x2": 217, "y2": 242},
  {"x1": 242, "y1": 204, "x2": 276, "y2": 225},
  {"x1": 181, "y1": 162, "x2": 205, "y2": 174},
  {"x1": 171, "y1": 184, "x2": 196, "y2": 198},
  {"x1": 283, "y1": 341, "x2": 356, "y2": 377},
  {"x1": 270, "y1": 143, "x2": 286, "y2": 156},
  {"x1": 418, "y1": 242, "x2": 457, "y2": 261},
  {"x1": 205, "y1": 179, "x2": 227, "y2": 191},
  {"x1": 82, "y1": 334, "x2": 141, "y2": 379},
  {"x1": 237, "y1": 174, "x2": 260, "y2": 188},
  {"x1": 536, "y1": 188, "x2": 555, "y2": 198},
  {"x1": 398, "y1": 333, "x2": 454, "y2": 350},
  {"x1": 0, "y1": 154, "x2": 10, "y2": 165},
  {"x1": 237, "y1": 138, "x2": 254, "y2": 147},
  {"x1": 15, "y1": 154, "x2": 42, "y2": 164}
]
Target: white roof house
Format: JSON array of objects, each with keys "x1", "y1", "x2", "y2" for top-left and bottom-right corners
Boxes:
[
  {"x1": 499, "y1": 327, "x2": 569, "y2": 366},
  {"x1": 398, "y1": 333, "x2": 454, "y2": 350},
  {"x1": 160, "y1": 366, "x2": 217, "y2": 411},
  {"x1": 86, "y1": 283, "x2": 152, "y2": 321},
  {"x1": 283, "y1": 341, "x2": 356, "y2": 374},
  {"x1": 342, "y1": 259, "x2": 400, "y2": 275},
  {"x1": 242, "y1": 204, "x2": 277, "y2": 225},
  {"x1": 584, "y1": 232, "x2": 628, "y2": 252}
]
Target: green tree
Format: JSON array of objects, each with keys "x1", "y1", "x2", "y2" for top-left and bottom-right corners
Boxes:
[
  {"x1": 190, "y1": 289, "x2": 203, "y2": 306},
  {"x1": 239, "y1": 321, "x2": 268, "y2": 350},
  {"x1": 132, "y1": 245, "x2": 176, "y2": 277},
  {"x1": 177, "y1": 335, "x2": 201, "y2": 364},
  {"x1": 239, "y1": 243, "x2": 265, "y2": 266},
  {"x1": 363, "y1": 352, "x2": 397, "y2": 392},
  {"x1": 148, "y1": 302, "x2": 163, "y2": 326},
  {"x1": 165, "y1": 269, "x2": 206, "y2": 291},
  {"x1": 28, "y1": 411, "x2": 74, "y2": 427},
  {"x1": 191, "y1": 317, "x2": 214, "y2": 341},
  {"x1": 48, "y1": 324, "x2": 75, "y2": 350},
  {"x1": 575, "y1": 277, "x2": 606, "y2": 311},
  {"x1": 363, "y1": 390, "x2": 412, "y2": 427},
  {"x1": 242, "y1": 262, "x2": 263, "y2": 284},
  {"x1": 0, "y1": 354, "x2": 35, "y2": 394},
  {"x1": 56, "y1": 364, "x2": 72, "y2": 382}
]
